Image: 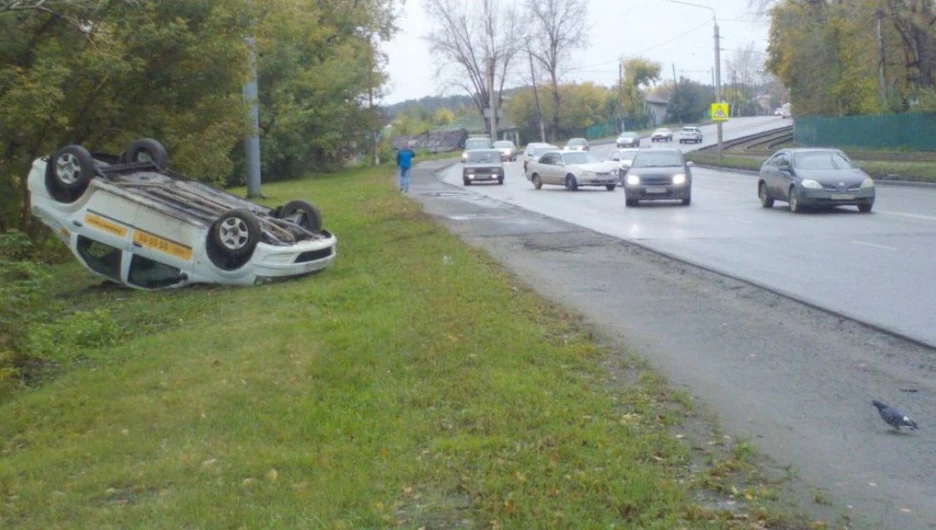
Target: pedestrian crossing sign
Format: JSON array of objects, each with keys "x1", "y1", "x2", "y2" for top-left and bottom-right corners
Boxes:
[{"x1": 711, "y1": 103, "x2": 729, "y2": 122}]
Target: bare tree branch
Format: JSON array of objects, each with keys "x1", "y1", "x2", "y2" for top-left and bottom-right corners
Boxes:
[
  {"x1": 525, "y1": 0, "x2": 588, "y2": 140},
  {"x1": 423, "y1": 0, "x2": 523, "y2": 133}
]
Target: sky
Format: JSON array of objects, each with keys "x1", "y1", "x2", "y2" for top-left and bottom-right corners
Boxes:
[{"x1": 380, "y1": 0, "x2": 771, "y2": 104}]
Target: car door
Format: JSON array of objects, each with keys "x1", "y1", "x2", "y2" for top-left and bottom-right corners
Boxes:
[
  {"x1": 763, "y1": 152, "x2": 785, "y2": 197},
  {"x1": 544, "y1": 153, "x2": 564, "y2": 184},
  {"x1": 775, "y1": 152, "x2": 795, "y2": 199}
]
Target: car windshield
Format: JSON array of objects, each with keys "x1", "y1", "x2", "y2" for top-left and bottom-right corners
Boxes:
[
  {"x1": 533, "y1": 146, "x2": 557, "y2": 156},
  {"x1": 465, "y1": 138, "x2": 491, "y2": 150},
  {"x1": 619, "y1": 133, "x2": 636, "y2": 139},
  {"x1": 655, "y1": 129, "x2": 670, "y2": 133},
  {"x1": 681, "y1": 128, "x2": 697, "y2": 132},
  {"x1": 562, "y1": 151, "x2": 597, "y2": 164},
  {"x1": 612, "y1": 150, "x2": 637, "y2": 161},
  {"x1": 493, "y1": 141, "x2": 514, "y2": 149},
  {"x1": 632, "y1": 151, "x2": 684, "y2": 168},
  {"x1": 567, "y1": 138, "x2": 586, "y2": 146},
  {"x1": 794, "y1": 151, "x2": 855, "y2": 170},
  {"x1": 466, "y1": 150, "x2": 501, "y2": 163}
]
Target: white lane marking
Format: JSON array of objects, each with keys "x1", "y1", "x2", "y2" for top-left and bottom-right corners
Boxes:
[
  {"x1": 850, "y1": 240, "x2": 896, "y2": 251},
  {"x1": 876, "y1": 210, "x2": 936, "y2": 222}
]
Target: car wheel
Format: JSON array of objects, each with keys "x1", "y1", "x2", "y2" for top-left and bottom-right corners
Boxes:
[
  {"x1": 280, "y1": 199, "x2": 322, "y2": 233},
  {"x1": 498, "y1": 177, "x2": 504, "y2": 185},
  {"x1": 758, "y1": 181, "x2": 774, "y2": 208},
  {"x1": 565, "y1": 174, "x2": 578, "y2": 191},
  {"x1": 682, "y1": 195, "x2": 691, "y2": 206},
  {"x1": 211, "y1": 208, "x2": 261, "y2": 258},
  {"x1": 48, "y1": 144, "x2": 96, "y2": 193},
  {"x1": 606, "y1": 184, "x2": 616, "y2": 191},
  {"x1": 126, "y1": 138, "x2": 169, "y2": 167},
  {"x1": 789, "y1": 186, "x2": 802, "y2": 213},
  {"x1": 532, "y1": 174, "x2": 542, "y2": 190},
  {"x1": 463, "y1": 178, "x2": 471, "y2": 186},
  {"x1": 858, "y1": 202, "x2": 873, "y2": 213},
  {"x1": 625, "y1": 198, "x2": 638, "y2": 207}
]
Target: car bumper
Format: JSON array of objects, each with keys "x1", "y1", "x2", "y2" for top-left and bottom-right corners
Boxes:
[
  {"x1": 798, "y1": 187, "x2": 875, "y2": 206},
  {"x1": 579, "y1": 175, "x2": 617, "y2": 186},
  {"x1": 464, "y1": 173, "x2": 503, "y2": 182},
  {"x1": 625, "y1": 184, "x2": 690, "y2": 200}
]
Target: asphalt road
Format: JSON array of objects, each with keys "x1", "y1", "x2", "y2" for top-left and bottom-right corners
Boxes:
[
  {"x1": 407, "y1": 118, "x2": 936, "y2": 529},
  {"x1": 445, "y1": 117, "x2": 936, "y2": 349}
]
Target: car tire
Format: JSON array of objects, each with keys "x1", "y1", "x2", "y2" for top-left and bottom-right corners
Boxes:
[
  {"x1": 758, "y1": 182, "x2": 774, "y2": 208},
  {"x1": 858, "y1": 202, "x2": 873, "y2": 213},
  {"x1": 498, "y1": 177, "x2": 504, "y2": 185},
  {"x1": 48, "y1": 144, "x2": 96, "y2": 194},
  {"x1": 565, "y1": 174, "x2": 578, "y2": 191},
  {"x1": 211, "y1": 208, "x2": 261, "y2": 258},
  {"x1": 463, "y1": 179, "x2": 471, "y2": 186},
  {"x1": 532, "y1": 174, "x2": 542, "y2": 190},
  {"x1": 280, "y1": 199, "x2": 322, "y2": 233},
  {"x1": 789, "y1": 186, "x2": 802, "y2": 213},
  {"x1": 625, "y1": 198, "x2": 638, "y2": 207},
  {"x1": 126, "y1": 138, "x2": 169, "y2": 167},
  {"x1": 682, "y1": 195, "x2": 691, "y2": 206},
  {"x1": 606, "y1": 184, "x2": 616, "y2": 191}
]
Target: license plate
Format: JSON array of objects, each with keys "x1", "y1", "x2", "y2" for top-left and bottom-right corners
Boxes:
[
  {"x1": 646, "y1": 187, "x2": 667, "y2": 194},
  {"x1": 831, "y1": 193, "x2": 854, "y2": 200}
]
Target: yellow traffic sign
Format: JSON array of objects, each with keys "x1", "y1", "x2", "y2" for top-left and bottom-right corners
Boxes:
[{"x1": 711, "y1": 103, "x2": 729, "y2": 122}]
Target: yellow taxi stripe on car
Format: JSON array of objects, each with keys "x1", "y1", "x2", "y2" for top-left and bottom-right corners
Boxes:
[
  {"x1": 132, "y1": 230, "x2": 193, "y2": 261},
  {"x1": 85, "y1": 213, "x2": 128, "y2": 237}
]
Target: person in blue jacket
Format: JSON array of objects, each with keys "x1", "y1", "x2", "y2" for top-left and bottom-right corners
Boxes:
[{"x1": 395, "y1": 143, "x2": 416, "y2": 192}]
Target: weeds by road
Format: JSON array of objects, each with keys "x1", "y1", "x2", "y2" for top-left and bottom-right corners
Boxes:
[{"x1": 0, "y1": 166, "x2": 830, "y2": 528}]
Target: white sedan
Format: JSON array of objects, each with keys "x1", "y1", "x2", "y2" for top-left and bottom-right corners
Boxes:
[{"x1": 525, "y1": 150, "x2": 619, "y2": 191}]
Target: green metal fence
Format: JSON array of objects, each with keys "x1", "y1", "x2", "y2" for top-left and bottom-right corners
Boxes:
[
  {"x1": 584, "y1": 118, "x2": 648, "y2": 139},
  {"x1": 795, "y1": 113, "x2": 936, "y2": 151}
]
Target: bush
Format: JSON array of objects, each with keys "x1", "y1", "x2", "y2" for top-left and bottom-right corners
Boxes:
[{"x1": 0, "y1": 257, "x2": 51, "y2": 394}]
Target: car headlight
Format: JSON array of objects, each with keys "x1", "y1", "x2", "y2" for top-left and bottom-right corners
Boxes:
[
  {"x1": 672, "y1": 173, "x2": 686, "y2": 185},
  {"x1": 801, "y1": 179, "x2": 822, "y2": 189},
  {"x1": 466, "y1": 173, "x2": 474, "y2": 179},
  {"x1": 861, "y1": 178, "x2": 874, "y2": 188},
  {"x1": 626, "y1": 174, "x2": 641, "y2": 185}
]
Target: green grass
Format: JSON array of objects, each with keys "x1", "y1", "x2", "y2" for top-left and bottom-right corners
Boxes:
[
  {"x1": 686, "y1": 151, "x2": 936, "y2": 183},
  {"x1": 0, "y1": 166, "x2": 823, "y2": 529}
]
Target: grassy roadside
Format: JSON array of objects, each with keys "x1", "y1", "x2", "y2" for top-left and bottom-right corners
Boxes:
[
  {"x1": 685, "y1": 151, "x2": 936, "y2": 184},
  {"x1": 1, "y1": 166, "x2": 828, "y2": 528}
]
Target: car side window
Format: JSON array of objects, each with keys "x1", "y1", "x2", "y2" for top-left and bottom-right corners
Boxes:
[
  {"x1": 609, "y1": 153, "x2": 620, "y2": 161},
  {"x1": 76, "y1": 236, "x2": 122, "y2": 280},
  {"x1": 540, "y1": 153, "x2": 554, "y2": 164},
  {"x1": 128, "y1": 254, "x2": 186, "y2": 289}
]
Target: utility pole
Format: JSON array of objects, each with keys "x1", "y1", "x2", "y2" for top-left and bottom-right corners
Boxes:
[
  {"x1": 669, "y1": 0, "x2": 722, "y2": 163},
  {"x1": 619, "y1": 61, "x2": 625, "y2": 132},
  {"x1": 876, "y1": 9, "x2": 888, "y2": 108},
  {"x1": 714, "y1": 18, "x2": 723, "y2": 165},
  {"x1": 672, "y1": 63, "x2": 678, "y2": 123},
  {"x1": 529, "y1": 47, "x2": 546, "y2": 142},
  {"x1": 243, "y1": 34, "x2": 262, "y2": 198}
]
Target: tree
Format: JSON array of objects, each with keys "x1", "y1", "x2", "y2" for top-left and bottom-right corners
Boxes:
[
  {"x1": 251, "y1": 0, "x2": 397, "y2": 181},
  {"x1": 525, "y1": 0, "x2": 588, "y2": 141},
  {"x1": 0, "y1": 0, "x2": 254, "y2": 232},
  {"x1": 620, "y1": 58, "x2": 661, "y2": 126},
  {"x1": 666, "y1": 77, "x2": 714, "y2": 123},
  {"x1": 424, "y1": 0, "x2": 523, "y2": 135}
]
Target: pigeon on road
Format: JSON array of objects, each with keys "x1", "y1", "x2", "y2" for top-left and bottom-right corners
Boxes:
[{"x1": 872, "y1": 400, "x2": 919, "y2": 432}]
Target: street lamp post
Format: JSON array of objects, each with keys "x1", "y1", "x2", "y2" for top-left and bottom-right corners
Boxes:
[{"x1": 668, "y1": 0, "x2": 722, "y2": 164}]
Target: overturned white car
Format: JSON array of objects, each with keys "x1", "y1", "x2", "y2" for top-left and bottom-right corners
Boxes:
[{"x1": 28, "y1": 138, "x2": 337, "y2": 289}]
